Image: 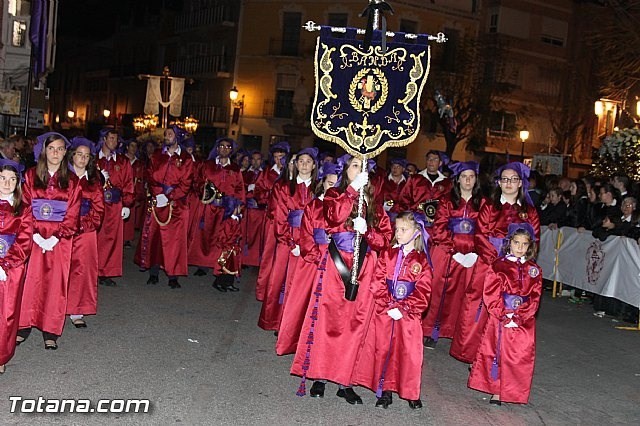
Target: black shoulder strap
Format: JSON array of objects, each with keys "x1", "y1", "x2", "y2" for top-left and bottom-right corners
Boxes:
[{"x1": 328, "y1": 236, "x2": 369, "y2": 288}]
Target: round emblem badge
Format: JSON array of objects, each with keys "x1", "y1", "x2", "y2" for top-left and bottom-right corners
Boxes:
[
  {"x1": 460, "y1": 219, "x2": 472, "y2": 232},
  {"x1": 512, "y1": 296, "x2": 524, "y2": 308},
  {"x1": 437, "y1": 185, "x2": 444, "y2": 192},
  {"x1": 528, "y1": 266, "x2": 540, "y2": 278},
  {"x1": 519, "y1": 212, "x2": 529, "y2": 220},
  {"x1": 115, "y1": 165, "x2": 120, "y2": 172},
  {"x1": 40, "y1": 203, "x2": 53, "y2": 220},
  {"x1": 104, "y1": 190, "x2": 112, "y2": 202},
  {"x1": 395, "y1": 283, "x2": 408, "y2": 300},
  {"x1": 0, "y1": 239, "x2": 7, "y2": 257},
  {"x1": 349, "y1": 68, "x2": 388, "y2": 114},
  {"x1": 425, "y1": 204, "x2": 436, "y2": 218},
  {"x1": 411, "y1": 262, "x2": 422, "y2": 274}
]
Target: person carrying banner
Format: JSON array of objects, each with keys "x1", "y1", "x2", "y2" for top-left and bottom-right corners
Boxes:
[
  {"x1": 96, "y1": 128, "x2": 134, "y2": 286},
  {"x1": 18, "y1": 132, "x2": 81, "y2": 350},
  {"x1": 134, "y1": 126, "x2": 194, "y2": 289},
  {"x1": 0, "y1": 159, "x2": 32, "y2": 373}
]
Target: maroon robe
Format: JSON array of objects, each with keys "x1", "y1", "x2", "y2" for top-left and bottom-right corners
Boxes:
[
  {"x1": 379, "y1": 174, "x2": 407, "y2": 218},
  {"x1": 254, "y1": 167, "x2": 281, "y2": 301},
  {"x1": 67, "y1": 176, "x2": 105, "y2": 315},
  {"x1": 450, "y1": 201, "x2": 540, "y2": 363},
  {"x1": 123, "y1": 157, "x2": 145, "y2": 242},
  {"x1": 398, "y1": 171, "x2": 452, "y2": 212},
  {"x1": 290, "y1": 185, "x2": 392, "y2": 387},
  {"x1": 0, "y1": 200, "x2": 33, "y2": 365},
  {"x1": 468, "y1": 257, "x2": 542, "y2": 404},
  {"x1": 20, "y1": 168, "x2": 82, "y2": 336},
  {"x1": 96, "y1": 153, "x2": 134, "y2": 277},
  {"x1": 135, "y1": 147, "x2": 194, "y2": 276},
  {"x1": 241, "y1": 167, "x2": 264, "y2": 267},
  {"x1": 353, "y1": 246, "x2": 432, "y2": 401}
]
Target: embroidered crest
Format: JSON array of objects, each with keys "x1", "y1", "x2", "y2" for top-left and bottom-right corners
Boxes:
[
  {"x1": 395, "y1": 282, "x2": 408, "y2": 299},
  {"x1": 512, "y1": 295, "x2": 524, "y2": 308},
  {"x1": 115, "y1": 165, "x2": 120, "y2": 172},
  {"x1": 460, "y1": 219, "x2": 472, "y2": 233},
  {"x1": 176, "y1": 158, "x2": 183, "y2": 167},
  {"x1": 586, "y1": 240, "x2": 605, "y2": 285},
  {"x1": 411, "y1": 262, "x2": 422, "y2": 274},
  {"x1": 104, "y1": 190, "x2": 112, "y2": 202},
  {"x1": 0, "y1": 238, "x2": 7, "y2": 257},
  {"x1": 528, "y1": 266, "x2": 540, "y2": 278},
  {"x1": 40, "y1": 203, "x2": 53, "y2": 220},
  {"x1": 437, "y1": 184, "x2": 444, "y2": 192},
  {"x1": 518, "y1": 212, "x2": 528, "y2": 220}
]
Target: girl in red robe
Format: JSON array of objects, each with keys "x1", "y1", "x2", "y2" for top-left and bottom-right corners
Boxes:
[
  {"x1": 258, "y1": 148, "x2": 317, "y2": 331},
  {"x1": 450, "y1": 162, "x2": 540, "y2": 364},
  {"x1": 66, "y1": 137, "x2": 105, "y2": 328},
  {"x1": 0, "y1": 160, "x2": 32, "y2": 373},
  {"x1": 353, "y1": 211, "x2": 432, "y2": 409},
  {"x1": 423, "y1": 161, "x2": 485, "y2": 348},
  {"x1": 468, "y1": 223, "x2": 542, "y2": 405},
  {"x1": 18, "y1": 132, "x2": 82, "y2": 350},
  {"x1": 290, "y1": 154, "x2": 392, "y2": 405}
]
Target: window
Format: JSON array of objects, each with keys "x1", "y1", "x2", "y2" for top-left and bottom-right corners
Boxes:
[
  {"x1": 281, "y1": 12, "x2": 302, "y2": 56},
  {"x1": 274, "y1": 73, "x2": 297, "y2": 118},
  {"x1": 328, "y1": 13, "x2": 348, "y2": 27},
  {"x1": 399, "y1": 19, "x2": 417, "y2": 34},
  {"x1": 541, "y1": 35, "x2": 564, "y2": 47},
  {"x1": 488, "y1": 111, "x2": 517, "y2": 138},
  {"x1": 489, "y1": 14, "x2": 498, "y2": 33},
  {"x1": 12, "y1": 19, "x2": 27, "y2": 47}
]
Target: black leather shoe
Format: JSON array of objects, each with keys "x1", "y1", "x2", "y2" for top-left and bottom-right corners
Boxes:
[
  {"x1": 375, "y1": 391, "x2": 392, "y2": 409},
  {"x1": 146, "y1": 275, "x2": 159, "y2": 285},
  {"x1": 490, "y1": 396, "x2": 502, "y2": 406},
  {"x1": 336, "y1": 387, "x2": 362, "y2": 405},
  {"x1": 408, "y1": 399, "x2": 423, "y2": 409},
  {"x1": 44, "y1": 340, "x2": 58, "y2": 350},
  {"x1": 168, "y1": 279, "x2": 181, "y2": 289},
  {"x1": 309, "y1": 381, "x2": 325, "y2": 398},
  {"x1": 423, "y1": 337, "x2": 437, "y2": 349},
  {"x1": 99, "y1": 277, "x2": 117, "y2": 287},
  {"x1": 193, "y1": 268, "x2": 207, "y2": 276},
  {"x1": 212, "y1": 280, "x2": 227, "y2": 292},
  {"x1": 226, "y1": 284, "x2": 240, "y2": 292}
]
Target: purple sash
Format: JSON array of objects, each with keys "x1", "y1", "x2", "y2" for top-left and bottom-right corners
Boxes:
[
  {"x1": 313, "y1": 228, "x2": 329, "y2": 245},
  {"x1": 246, "y1": 198, "x2": 259, "y2": 209},
  {"x1": 488, "y1": 236, "x2": 504, "y2": 256},
  {"x1": 448, "y1": 217, "x2": 476, "y2": 234},
  {"x1": 287, "y1": 209, "x2": 303, "y2": 228},
  {"x1": 386, "y1": 278, "x2": 416, "y2": 300},
  {"x1": 212, "y1": 195, "x2": 242, "y2": 219},
  {"x1": 0, "y1": 233, "x2": 16, "y2": 258},
  {"x1": 161, "y1": 184, "x2": 175, "y2": 195},
  {"x1": 331, "y1": 232, "x2": 357, "y2": 252},
  {"x1": 32, "y1": 199, "x2": 68, "y2": 222},
  {"x1": 103, "y1": 188, "x2": 121, "y2": 204},
  {"x1": 80, "y1": 198, "x2": 91, "y2": 217},
  {"x1": 503, "y1": 293, "x2": 529, "y2": 310}
]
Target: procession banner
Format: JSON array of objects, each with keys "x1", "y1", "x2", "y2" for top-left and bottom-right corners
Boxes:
[
  {"x1": 539, "y1": 226, "x2": 640, "y2": 308},
  {"x1": 310, "y1": 26, "x2": 431, "y2": 158}
]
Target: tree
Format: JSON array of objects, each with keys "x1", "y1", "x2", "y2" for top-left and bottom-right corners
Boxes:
[{"x1": 591, "y1": 128, "x2": 640, "y2": 179}]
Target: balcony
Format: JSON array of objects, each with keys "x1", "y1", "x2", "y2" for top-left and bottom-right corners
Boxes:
[
  {"x1": 184, "y1": 104, "x2": 227, "y2": 127},
  {"x1": 171, "y1": 55, "x2": 230, "y2": 77}
]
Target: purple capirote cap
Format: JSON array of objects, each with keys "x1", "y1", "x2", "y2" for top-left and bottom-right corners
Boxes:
[
  {"x1": 34, "y1": 132, "x2": 71, "y2": 160},
  {"x1": 495, "y1": 161, "x2": 533, "y2": 206},
  {"x1": 70, "y1": 136, "x2": 98, "y2": 156},
  {"x1": 0, "y1": 158, "x2": 26, "y2": 182},
  {"x1": 297, "y1": 147, "x2": 319, "y2": 161},
  {"x1": 270, "y1": 141, "x2": 290, "y2": 154},
  {"x1": 506, "y1": 222, "x2": 537, "y2": 242},
  {"x1": 319, "y1": 161, "x2": 340, "y2": 179},
  {"x1": 181, "y1": 137, "x2": 196, "y2": 150},
  {"x1": 168, "y1": 125, "x2": 188, "y2": 145},
  {"x1": 207, "y1": 137, "x2": 237, "y2": 161},
  {"x1": 449, "y1": 161, "x2": 479, "y2": 176},
  {"x1": 389, "y1": 158, "x2": 408, "y2": 169},
  {"x1": 411, "y1": 211, "x2": 433, "y2": 266}
]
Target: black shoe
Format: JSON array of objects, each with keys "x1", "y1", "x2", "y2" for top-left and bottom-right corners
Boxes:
[
  {"x1": 168, "y1": 279, "x2": 181, "y2": 289},
  {"x1": 193, "y1": 268, "x2": 207, "y2": 276},
  {"x1": 408, "y1": 399, "x2": 423, "y2": 409},
  {"x1": 490, "y1": 396, "x2": 502, "y2": 406},
  {"x1": 309, "y1": 381, "x2": 325, "y2": 398},
  {"x1": 44, "y1": 340, "x2": 58, "y2": 350},
  {"x1": 226, "y1": 284, "x2": 240, "y2": 292},
  {"x1": 212, "y1": 280, "x2": 227, "y2": 292},
  {"x1": 423, "y1": 336, "x2": 437, "y2": 349},
  {"x1": 99, "y1": 277, "x2": 117, "y2": 287},
  {"x1": 336, "y1": 387, "x2": 362, "y2": 405},
  {"x1": 124, "y1": 241, "x2": 132, "y2": 248},
  {"x1": 72, "y1": 319, "x2": 87, "y2": 328},
  {"x1": 375, "y1": 391, "x2": 393, "y2": 409},
  {"x1": 146, "y1": 275, "x2": 159, "y2": 285}
]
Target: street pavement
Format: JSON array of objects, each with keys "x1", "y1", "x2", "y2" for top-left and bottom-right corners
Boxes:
[{"x1": 1, "y1": 247, "x2": 639, "y2": 425}]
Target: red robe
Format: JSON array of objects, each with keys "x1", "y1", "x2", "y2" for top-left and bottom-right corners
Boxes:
[
  {"x1": 422, "y1": 196, "x2": 485, "y2": 341},
  {"x1": 254, "y1": 167, "x2": 282, "y2": 301},
  {"x1": 450, "y1": 201, "x2": 540, "y2": 363},
  {"x1": 468, "y1": 257, "x2": 542, "y2": 404},
  {"x1": 123, "y1": 157, "x2": 145, "y2": 241},
  {"x1": 0, "y1": 200, "x2": 33, "y2": 365},
  {"x1": 67, "y1": 176, "x2": 105, "y2": 315},
  {"x1": 258, "y1": 178, "x2": 314, "y2": 331},
  {"x1": 135, "y1": 147, "x2": 194, "y2": 276},
  {"x1": 96, "y1": 153, "x2": 134, "y2": 277},
  {"x1": 379, "y1": 174, "x2": 407, "y2": 219},
  {"x1": 290, "y1": 185, "x2": 392, "y2": 387},
  {"x1": 275, "y1": 196, "x2": 327, "y2": 355},
  {"x1": 398, "y1": 171, "x2": 452, "y2": 213},
  {"x1": 188, "y1": 159, "x2": 245, "y2": 273},
  {"x1": 241, "y1": 167, "x2": 264, "y2": 267},
  {"x1": 353, "y1": 246, "x2": 432, "y2": 400},
  {"x1": 20, "y1": 168, "x2": 82, "y2": 336}
]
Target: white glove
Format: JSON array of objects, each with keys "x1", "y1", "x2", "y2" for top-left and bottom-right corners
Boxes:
[
  {"x1": 0, "y1": 265, "x2": 6, "y2": 281},
  {"x1": 353, "y1": 217, "x2": 367, "y2": 234},
  {"x1": 387, "y1": 307, "x2": 403, "y2": 320},
  {"x1": 121, "y1": 207, "x2": 130, "y2": 219},
  {"x1": 505, "y1": 320, "x2": 518, "y2": 328},
  {"x1": 33, "y1": 233, "x2": 47, "y2": 253},
  {"x1": 349, "y1": 171, "x2": 369, "y2": 192},
  {"x1": 247, "y1": 184, "x2": 256, "y2": 192},
  {"x1": 383, "y1": 202, "x2": 393, "y2": 212},
  {"x1": 452, "y1": 252, "x2": 478, "y2": 268},
  {"x1": 231, "y1": 214, "x2": 241, "y2": 221},
  {"x1": 291, "y1": 245, "x2": 301, "y2": 257},
  {"x1": 506, "y1": 313, "x2": 514, "y2": 319},
  {"x1": 42, "y1": 236, "x2": 60, "y2": 251},
  {"x1": 155, "y1": 193, "x2": 169, "y2": 208},
  {"x1": 101, "y1": 169, "x2": 110, "y2": 181}
]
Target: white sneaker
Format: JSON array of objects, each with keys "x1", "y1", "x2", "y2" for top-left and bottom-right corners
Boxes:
[{"x1": 593, "y1": 311, "x2": 606, "y2": 318}]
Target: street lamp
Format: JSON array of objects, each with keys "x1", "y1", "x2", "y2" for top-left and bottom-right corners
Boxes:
[
  {"x1": 103, "y1": 109, "x2": 111, "y2": 119},
  {"x1": 229, "y1": 86, "x2": 245, "y2": 137},
  {"x1": 67, "y1": 110, "x2": 75, "y2": 120},
  {"x1": 520, "y1": 127, "x2": 529, "y2": 160}
]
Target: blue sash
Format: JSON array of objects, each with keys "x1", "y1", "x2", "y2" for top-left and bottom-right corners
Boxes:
[
  {"x1": 0, "y1": 233, "x2": 16, "y2": 258},
  {"x1": 386, "y1": 278, "x2": 416, "y2": 300},
  {"x1": 32, "y1": 199, "x2": 68, "y2": 222},
  {"x1": 287, "y1": 210, "x2": 303, "y2": 228}
]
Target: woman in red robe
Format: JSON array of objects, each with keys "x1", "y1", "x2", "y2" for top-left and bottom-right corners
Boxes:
[
  {"x1": 0, "y1": 160, "x2": 32, "y2": 373},
  {"x1": 423, "y1": 161, "x2": 485, "y2": 348},
  {"x1": 450, "y1": 162, "x2": 540, "y2": 364},
  {"x1": 352, "y1": 211, "x2": 432, "y2": 409},
  {"x1": 291, "y1": 154, "x2": 392, "y2": 405},
  {"x1": 275, "y1": 163, "x2": 338, "y2": 355},
  {"x1": 18, "y1": 132, "x2": 82, "y2": 350},
  {"x1": 258, "y1": 148, "x2": 317, "y2": 331},
  {"x1": 66, "y1": 137, "x2": 105, "y2": 328},
  {"x1": 254, "y1": 142, "x2": 289, "y2": 301},
  {"x1": 468, "y1": 223, "x2": 542, "y2": 405}
]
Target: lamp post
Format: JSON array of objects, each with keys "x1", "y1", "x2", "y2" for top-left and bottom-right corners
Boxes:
[
  {"x1": 229, "y1": 86, "x2": 245, "y2": 138},
  {"x1": 103, "y1": 109, "x2": 111, "y2": 123},
  {"x1": 520, "y1": 127, "x2": 529, "y2": 161}
]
